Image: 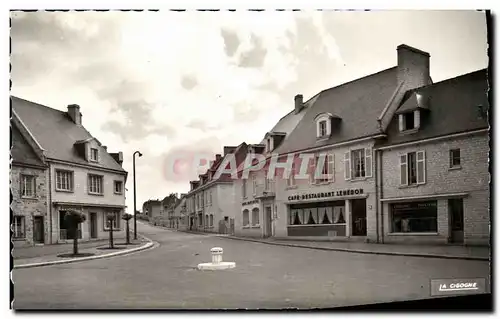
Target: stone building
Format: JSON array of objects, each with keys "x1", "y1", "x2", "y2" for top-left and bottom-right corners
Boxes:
[
  {"x1": 375, "y1": 68, "x2": 489, "y2": 246},
  {"x1": 10, "y1": 118, "x2": 49, "y2": 246},
  {"x1": 12, "y1": 96, "x2": 128, "y2": 244}
]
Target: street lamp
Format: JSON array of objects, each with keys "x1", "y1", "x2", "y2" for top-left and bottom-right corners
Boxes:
[{"x1": 133, "y1": 151, "x2": 143, "y2": 240}]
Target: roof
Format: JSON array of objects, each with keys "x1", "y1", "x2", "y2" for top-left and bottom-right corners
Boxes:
[
  {"x1": 277, "y1": 67, "x2": 399, "y2": 154},
  {"x1": 377, "y1": 68, "x2": 489, "y2": 147},
  {"x1": 11, "y1": 96, "x2": 126, "y2": 173},
  {"x1": 11, "y1": 121, "x2": 46, "y2": 167}
]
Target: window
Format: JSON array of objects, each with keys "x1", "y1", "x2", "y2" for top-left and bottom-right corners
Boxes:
[
  {"x1": 315, "y1": 114, "x2": 332, "y2": 139},
  {"x1": 391, "y1": 201, "x2": 437, "y2": 233},
  {"x1": 90, "y1": 148, "x2": 99, "y2": 161},
  {"x1": 12, "y1": 216, "x2": 25, "y2": 239},
  {"x1": 114, "y1": 181, "x2": 123, "y2": 194},
  {"x1": 242, "y1": 179, "x2": 247, "y2": 198},
  {"x1": 289, "y1": 203, "x2": 345, "y2": 226},
  {"x1": 287, "y1": 162, "x2": 296, "y2": 187},
  {"x1": 345, "y1": 149, "x2": 372, "y2": 180},
  {"x1": 242, "y1": 209, "x2": 250, "y2": 226},
  {"x1": 450, "y1": 149, "x2": 461, "y2": 168},
  {"x1": 198, "y1": 213, "x2": 203, "y2": 226},
  {"x1": 209, "y1": 214, "x2": 214, "y2": 227},
  {"x1": 205, "y1": 215, "x2": 209, "y2": 227},
  {"x1": 88, "y1": 174, "x2": 104, "y2": 194},
  {"x1": 252, "y1": 174, "x2": 257, "y2": 195},
  {"x1": 252, "y1": 208, "x2": 260, "y2": 226},
  {"x1": 399, "y1": 111, "x2": 421, "y2": 132},
  {"x1": 400, "y1": 151, "x2": 426, "y2": 185},
  {"x1": 313, "y1": 153, "x2": 335, "y2": 183},
  {"x1": 56, "y1": 170, "x2": 74, "y2": 191},
  {"x1": 104, "y1": 211, "x2": 121, "y2": 230},
  {"x1": 318, "y1": 121, "x2": 327, "y2": 137},
  {"x1": 21, "y1": 174, "x2": 36, "y2": 198}
]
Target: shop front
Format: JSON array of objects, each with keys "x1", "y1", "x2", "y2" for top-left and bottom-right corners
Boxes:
[{"x1": 285, "y1": 188, "x2": 369, "y2": 239}]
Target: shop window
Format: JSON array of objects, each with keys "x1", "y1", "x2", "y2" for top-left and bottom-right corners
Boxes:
[
  {"x1": 289, "y1": 204, "x2": 345, "y2": 226},
  {"x1": 391, "y1": 201, "x2": 437, "y2": 233}
]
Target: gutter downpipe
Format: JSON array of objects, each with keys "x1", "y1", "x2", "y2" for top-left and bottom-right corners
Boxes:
[{"x1": 374, "y1": 148, "x2": 380, "y2": 244}]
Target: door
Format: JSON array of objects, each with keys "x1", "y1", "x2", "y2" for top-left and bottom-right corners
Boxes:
[
  {"x1": 33, "y1": 216, "x2": 44, "y2": 244},
  {"x1": 90, "y1": 213, "x2": 98, "y2": 239},
  {"x1": 264, "y1": 206, "x2": 273, "y2": 238},
  {"x1": 351, "y1": 199, "x2": 367, "y2": 236},
  {"x1": 449, "y1": 198, "x2": 464, "y2": 244}
]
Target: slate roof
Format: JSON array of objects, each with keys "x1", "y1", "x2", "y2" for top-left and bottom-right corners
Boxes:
[
  {"x1": 376, "y1": 68, "x2": 489, "y2": 147},
  {"x1": 11, "y1": 121, "x2": 46, "y2": 167},
  {"x1": 277, "y1": 67, "x2": 399, "y2": 154},
  {"x1": 11, "y1": 96, "x2": 126, "y2": 173}
]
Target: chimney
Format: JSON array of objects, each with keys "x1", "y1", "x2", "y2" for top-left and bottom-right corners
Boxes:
[
  {"x1": 397, "y1": 44, "x2": 431, "y2": 90},
  {"x1": 223, "y1": 146, "x2": 237, "y2": 156},
  {"x1": 294, "y1": 94, "x2": 303, "y2": 114},
  {"x1": 67, "y1": 104, "x2": 82, "y2": 125},
  {"x1": 110, "y1": 151, "x2": 124, "y2": 166},
  {"x1": 215, "y1": 154, "x2": 222, "y2": 161},
  {"x1": 103, "y1": 146, "x2": 107, "y2": 151}
]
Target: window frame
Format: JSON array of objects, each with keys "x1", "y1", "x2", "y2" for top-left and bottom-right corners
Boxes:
[
  {"x1": 55, "y1": 169, "x2": 74, "y2": 192},
  {"x1": 400, "y1": 150, "x2": 426, "y2": 186},
  {"x1": 251, "y1": 208, "x2": 260, "y2": 226},
  {"x1": 450, "y1": 149, "x2": 461, "y2": 168},
  {"x1": 114, "y1": 180, "x2": 123, "y2": 194},
  {"x1": 88, "y1": 173, "x2": 104, "y2": 195},
  {"x1": 20, "y1": 174, "x2": 36, "y2": 198},
  {"x1": 12, "y1": 215, "x2": 26, "y2": 239},
  {"x1": 104, "y1": 211, "x2": 121, "y2": 230},
  {"x1": 242, "y1": 209, "x2": 250, "y2": 227},
  {"x1": 90, "y1": 147, "x2": 99, "y2": 162}
]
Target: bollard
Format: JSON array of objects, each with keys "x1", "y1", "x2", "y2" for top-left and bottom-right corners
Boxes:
[{"x1": 211, "y1": 247, "x2": 223, "y2": 264}]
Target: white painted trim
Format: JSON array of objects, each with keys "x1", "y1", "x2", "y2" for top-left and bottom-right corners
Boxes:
[
  {"x1": 380, "y1": 192, "x2": 468, "y2": 202},
  {"x1": 375, "y1": 129, "x2": 489, "y2": 151},
  {"x1": 285, "y1": 194, "x2": 368, "y2": 205},
  {"x1": 377, "y1": 81, "x2": 406, "y2": 121}
]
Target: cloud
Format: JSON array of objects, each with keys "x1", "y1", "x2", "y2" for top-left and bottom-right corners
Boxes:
[{"x1": 9, "y1": 10, "x2": 346, "y2": 211}]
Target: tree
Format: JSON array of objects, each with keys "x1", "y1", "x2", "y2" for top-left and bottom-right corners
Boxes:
[
  {"x1": 122, "y1": 213, "x2": 133, "y2": 244},
  {"x1": 64, "y1": 210, "x2": 86, "y2": 255},
  {"x1": 106, "y1": 213, "x2": 117, "y2": 248}
]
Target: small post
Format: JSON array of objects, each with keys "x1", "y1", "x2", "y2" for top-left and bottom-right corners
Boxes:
[{"x1": 210, "y1": 247, "x2": 223, "y2": 264}]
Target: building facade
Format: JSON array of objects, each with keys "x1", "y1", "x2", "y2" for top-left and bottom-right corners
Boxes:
[
  {"x1": 10, "y1": 121, "x2": 49, "y2": 247},
  {"x1": 376, "y1": 69, "x2": 489, "y2": 246},
  {"x1": 143, "y1": 199, "x2": 162, "y2": 224},
  {"x1": 12, "y1": 96, "x2": 128, "y2": 244}
]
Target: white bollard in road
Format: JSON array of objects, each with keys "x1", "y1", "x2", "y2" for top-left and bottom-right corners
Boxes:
[
  {"x1": 197, "y1": 247, "x2": 235, "y2": 271},
  {"x1": 211, "y1": 247, "x2": 223, "y2": 264}
]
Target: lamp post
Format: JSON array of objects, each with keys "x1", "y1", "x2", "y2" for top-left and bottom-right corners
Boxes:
[{"x1": 133, "y1": 151, "x2": 143, "y2": 240}]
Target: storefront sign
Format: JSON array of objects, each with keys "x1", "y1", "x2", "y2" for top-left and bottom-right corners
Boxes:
[
  {"x1": 242, "y1": 199, "x2": 259, "y2": 206},
  {"x1": 288, "y1": 188, "x2": 364, "y2": 201}
]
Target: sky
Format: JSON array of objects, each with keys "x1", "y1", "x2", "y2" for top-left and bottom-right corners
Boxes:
[{"x1": 9, "y1": 10, "x2": 488, "y2": 213}]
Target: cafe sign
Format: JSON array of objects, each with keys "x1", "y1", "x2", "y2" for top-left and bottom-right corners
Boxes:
[{"x1": 288, "y1": 188, "x2": 364, "y2": 201}]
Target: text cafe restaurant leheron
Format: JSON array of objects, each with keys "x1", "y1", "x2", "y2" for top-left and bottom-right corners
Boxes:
[{"x1": 286, "y1": 188, "x2": 368, "y2": 238}]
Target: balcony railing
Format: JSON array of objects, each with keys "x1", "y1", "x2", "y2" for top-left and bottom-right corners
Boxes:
[{"x1": 254, "y1": 182, "x2": 275, "y2": 199}]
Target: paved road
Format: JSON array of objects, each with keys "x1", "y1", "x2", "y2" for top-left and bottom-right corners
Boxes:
[{"x1": 12, "y1": 222, "x2": 490, "y2": 309}]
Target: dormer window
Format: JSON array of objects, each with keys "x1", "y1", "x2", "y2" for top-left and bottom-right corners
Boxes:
[
  {"x1": 90, "y1": 148, "x2": 99, "y2": 162},
  {"x1": 399, "y1": 110, "x2": 420, "y2": 132},
  {"x1": 315, "y1": 113, "x2": 333, "y2": 139},
  {"x1": 319, "y1": 121, "x2": 327, "y2": 137}
]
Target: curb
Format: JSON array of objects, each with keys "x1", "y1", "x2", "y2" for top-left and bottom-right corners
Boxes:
[
  {"x1": 217, "y1": 235, "x2": 489, "y2": 261},
  {"x1": 13, "y1": 234, "x2": 157, "y2": 269}
]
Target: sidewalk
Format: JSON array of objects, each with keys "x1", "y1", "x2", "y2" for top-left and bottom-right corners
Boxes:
[
  {"x1": 13, "y1": 236, "x2": 151, "y2": 268},
  {"x1": 175, "y1": 228, "x2": 490, "y2": 261}
]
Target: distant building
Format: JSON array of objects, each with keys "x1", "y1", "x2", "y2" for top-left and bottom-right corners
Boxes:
[
  {"x1": 11, "y1": 96, "x2": 128, "y2": 244},
  {"x1": 142, "y1": 199, "x2": 162, "y2": 223}
]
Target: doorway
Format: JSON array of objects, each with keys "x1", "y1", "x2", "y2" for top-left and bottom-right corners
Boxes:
[
  {"x1": 90, "y1": 213, "x2": 98, "y2": 239},
  {"x1": 351, "y1": 199, "x2": 367, "y2": 236},
  {"x1": 33, "y1": 216, "x2": 44, "y2": 244},
  {"x1": 449, "y1": 198, "x2": 464, "y2": 244},
  {"x1": 264, "y1": 206, "x2": 273, "y2": 238}
]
